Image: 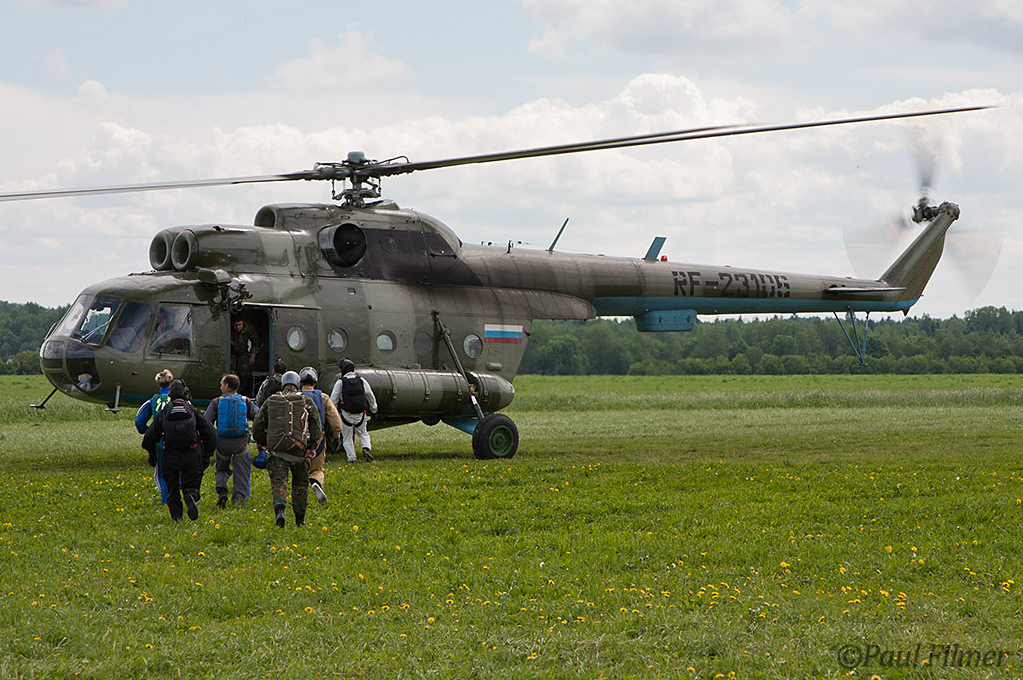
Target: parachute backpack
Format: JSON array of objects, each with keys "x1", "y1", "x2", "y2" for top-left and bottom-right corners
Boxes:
[
  {"x1": 340, "y1": 375, "x2": 368, "y2": 414},
  {"x1": 265, "y1": 392, "x2": 309, "y2": 457},
  {"x1": 217, "y1": 393, "x2": 249, "y2": 438},
  {"x1": 162, "y1": 402, "x2": 199, "y2": 451}
]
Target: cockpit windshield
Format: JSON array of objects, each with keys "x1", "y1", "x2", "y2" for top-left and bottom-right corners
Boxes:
[
  {"x1": 48, "y1": 295, "x2": 157, "y2": 354},
  {"x1": 50, "y1": 295, "x2": 193, "y2": 357},
  {"x1": 75, "y1": 296, "x2": 120, "y2": 344},
  {"x1": 50, "y1": 295, "x2": 90, "y2": 340}
]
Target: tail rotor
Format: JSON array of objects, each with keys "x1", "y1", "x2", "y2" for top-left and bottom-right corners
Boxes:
[{"x1": 844, "y1": 129, "x2": 1001, "y2": 299}]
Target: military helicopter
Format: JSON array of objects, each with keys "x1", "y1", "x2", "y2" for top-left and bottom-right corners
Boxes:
[{"x1": 1, "y1": 105, "x2": 987, "y2": 459}]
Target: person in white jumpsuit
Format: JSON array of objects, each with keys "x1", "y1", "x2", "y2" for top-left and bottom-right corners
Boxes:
[{"x1": 329, "y1": 358, "x2": 378, "y2": 463}]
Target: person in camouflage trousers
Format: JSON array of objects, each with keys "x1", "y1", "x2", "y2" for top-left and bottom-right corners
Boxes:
[{"x1": 251, "y1": 371, "x2": 322, "y2": 527}]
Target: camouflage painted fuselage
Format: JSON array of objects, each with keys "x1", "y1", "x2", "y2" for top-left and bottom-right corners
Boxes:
[{"x1": 40, "y1": 199, "x2": 958, "y2": 420}]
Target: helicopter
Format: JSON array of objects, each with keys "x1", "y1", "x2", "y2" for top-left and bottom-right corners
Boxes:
[{"x1": 1, "y1": 105, "x2": 987, "y2": 459}]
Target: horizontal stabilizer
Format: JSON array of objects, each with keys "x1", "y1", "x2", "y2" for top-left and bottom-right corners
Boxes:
[{"x1": 824, "y1": 286, "x2": 906, "y2": 296}]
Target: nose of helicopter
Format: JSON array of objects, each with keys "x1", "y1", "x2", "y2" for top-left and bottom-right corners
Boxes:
[{"x1": 40, "y1": 337, "x2": 102, "y2": 396}]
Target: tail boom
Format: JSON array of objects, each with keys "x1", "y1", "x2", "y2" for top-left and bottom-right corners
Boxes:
[{"x1": 879, "y1": 201, "x2": 959, "y2": 304}]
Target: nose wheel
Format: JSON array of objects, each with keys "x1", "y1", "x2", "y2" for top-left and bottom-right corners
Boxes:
[{"x1": 472, "y1": 413, "x2": 519, "y2": 459}]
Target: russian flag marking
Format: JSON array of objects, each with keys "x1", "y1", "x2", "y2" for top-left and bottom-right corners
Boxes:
[{"x1": 483, "y1": 324, "x2": 523, "y2": 344}]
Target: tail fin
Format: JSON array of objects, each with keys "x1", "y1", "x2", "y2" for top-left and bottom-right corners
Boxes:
[{"x1": 880, "y1": 202, "x2": 959, "y2": 304}]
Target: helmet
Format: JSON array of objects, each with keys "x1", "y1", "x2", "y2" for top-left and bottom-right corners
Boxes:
[
  {"x1": 168, "y1": 378, "x2": 190, "y2": 400},
  {"x1": 338, "y1": 358, "x2": 355, "y2": 375},
  {"x1": 299, "y1": 366, "x2": 318, "y2": 384},
  {"x1": 281, "y1": 371, "x2": 301, "y2": 388}
]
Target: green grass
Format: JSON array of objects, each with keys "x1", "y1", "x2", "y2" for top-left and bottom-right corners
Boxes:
[{"x1": 1, "y1": 374, "x2": 1021, "y2": 678}]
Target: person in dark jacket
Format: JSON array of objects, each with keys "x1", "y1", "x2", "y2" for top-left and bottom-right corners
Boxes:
[
  {"x1": 255, "y1": 358, "x2": 288, "y2": 408},
  {"x1": 143, "y1": 379, "x2": 218, "y2": 521}
]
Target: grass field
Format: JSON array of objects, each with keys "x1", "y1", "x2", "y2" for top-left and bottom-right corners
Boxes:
[{"x1": 1, "y1": 373, "x2": 1021, "y2": 679}]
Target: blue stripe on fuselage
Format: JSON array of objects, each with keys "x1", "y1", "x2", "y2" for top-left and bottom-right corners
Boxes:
[{"x1": 593, "y1": 296, "x2": 917, "y2": 317}]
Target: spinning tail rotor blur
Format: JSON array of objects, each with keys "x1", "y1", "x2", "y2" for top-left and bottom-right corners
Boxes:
[{"x1": 844, "y1": 125, "x2": 1002, "y2": 301}]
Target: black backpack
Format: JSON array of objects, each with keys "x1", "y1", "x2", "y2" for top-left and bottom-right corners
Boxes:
[
  {"x1": 255, "y1": 374, "x2": 282, "y2": 408},
  {"x1": 163, "y1": 401, "x2": 199, "y2": 451},
  {"x1": 340, "y1": 375, "x2": 367, "y2": 413}
]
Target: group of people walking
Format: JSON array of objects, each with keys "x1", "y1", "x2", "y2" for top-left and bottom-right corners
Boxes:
[{"x1": 136, "y1": 358, "x2": 377, "y2": 526}]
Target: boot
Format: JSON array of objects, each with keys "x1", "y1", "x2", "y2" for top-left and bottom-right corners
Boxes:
[
  {"x1": 310, "y1": 480, "x2": 328, "y2": 505},
  {"x1": 184, "y1": 493, "x2": 199, "y2": 521}
]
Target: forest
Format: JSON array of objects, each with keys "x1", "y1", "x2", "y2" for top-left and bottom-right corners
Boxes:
[
  {"x1": 3, "y1": 300, "x2": 1023, "y2": 375},
  {"x1": 0, "y1": 301, "x2": 67, "y2": 375},
  {"x1": 520, "y1": 306, "x2": 1023, "y2": 375}
]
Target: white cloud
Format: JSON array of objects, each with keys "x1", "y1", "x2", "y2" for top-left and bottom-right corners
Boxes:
[
  {"x1": 799, "y1": 0, "x2": 1023, "y2": 53},
  {"x1": 519, "y1": 0, "x2": 1023, "y2": 56},
  {"x1": 528, "y1": 23, "x2": 566, "y2": 57},
  {"x1": 269, "y1": 26, "x2": 412, "y2": 92},
  {"x1": 520, "y1": 0, "x2": 794, "y2": 53}
]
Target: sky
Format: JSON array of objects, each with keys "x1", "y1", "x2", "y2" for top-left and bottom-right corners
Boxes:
[{"x1": 0, "y1": 0, "x2": 1020, "y2": 320}]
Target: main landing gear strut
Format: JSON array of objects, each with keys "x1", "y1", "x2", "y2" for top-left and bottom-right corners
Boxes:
[{"x1": 433, "y1": 310, "x2": 519, "y2": 460}]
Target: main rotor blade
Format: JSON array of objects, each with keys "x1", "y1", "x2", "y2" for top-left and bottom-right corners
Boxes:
[
  {"x1": 0, "y1": 171, "x2": 317, "y2": 202},
  {"x1": 0, "y1": 104, "x2": 991, "y2": 201},
  {"x1": 369, "y1": 105, "x2": 992, "y2": 177},
  {"x1": 369, "y1": 124, "x2": 745, "y2": 176}
]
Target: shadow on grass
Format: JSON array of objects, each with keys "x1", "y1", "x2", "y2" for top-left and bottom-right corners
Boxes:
[{"x1": 360, "y1": 449, "x2": 476, "y2": 462}]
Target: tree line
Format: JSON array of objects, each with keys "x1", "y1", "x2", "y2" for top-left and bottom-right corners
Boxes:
[
  {"x1": 0, "y1": 301, "x2": 67, "y2": 375},
  {"x1": 3, "y1": 300, "x2": 1023, "y2": 376},
  {"x1": 520, "y1": 307, "x2": 1023, "y2": 375}
]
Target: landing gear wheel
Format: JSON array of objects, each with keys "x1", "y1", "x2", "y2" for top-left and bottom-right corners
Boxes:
[{"x1": 472, "y1": 413, "x2": 518, "y2": 460}]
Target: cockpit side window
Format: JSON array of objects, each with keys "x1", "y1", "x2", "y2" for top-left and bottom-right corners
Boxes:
[
  {"x1": 74, "y1": 296, "x2": 120, "y2": 344},
  {"x1": 149, "y1": 304, "x2": 193, "y2": 357},
  {"x1": 107, "y1": 301, "x2": 150, "y2": 353}
]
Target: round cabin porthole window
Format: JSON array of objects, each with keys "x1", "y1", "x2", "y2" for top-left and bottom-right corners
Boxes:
[
  {"x1": 287, "y1": 325, "x2": 308, "y2": 351},
  {"x1": 463, "y1": 333, "x2": 483, "y2": 359},
  {"x1": 376, "y1": 330, "x2": 397, "y2": 352},
  {"x1": 327, "y1": 328, "x2": 348, "y2": 352},
  {"x1": 414, "y1": 331, "x2": 433, "y2": 357}
]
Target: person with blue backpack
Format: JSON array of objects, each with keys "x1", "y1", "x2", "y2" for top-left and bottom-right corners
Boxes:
[{"x1": 204, "y1": 373, "x2": 258, "y2": 508}]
